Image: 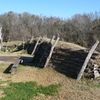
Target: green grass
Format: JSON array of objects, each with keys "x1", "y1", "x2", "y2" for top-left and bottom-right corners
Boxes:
[
  {"x1": 0, "y1": 81, "x2": 60, "y2": 100},
  {"x1": 95, "y1": 84, "x2": 100, "y2": 88}
]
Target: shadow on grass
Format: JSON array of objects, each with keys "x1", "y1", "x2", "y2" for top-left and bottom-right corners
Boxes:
[
  {"x1": 3, "y1": 56, "x2": 43, "y2": 75},
  {"x1": 20, "y1": 56, "x2": 35, "y2": 66},
  {"x1": 3, "y1": 64, "x2": 13, "y2": 74},
  {"x1": 20, "y1": 56, "x2": 44, "y2": 68}
]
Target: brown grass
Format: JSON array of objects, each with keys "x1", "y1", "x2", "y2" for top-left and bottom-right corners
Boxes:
[{"x1": 0, "y1": 63, "x2": 100, "y2": 100}]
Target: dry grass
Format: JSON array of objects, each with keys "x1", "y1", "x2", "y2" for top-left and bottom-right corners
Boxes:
[
  {"x1": 0, "y1": 63, "x2": 100, "y2": 100},
  {"x1": 57, "y1": 41, "x2": 85, "y2": 50}
]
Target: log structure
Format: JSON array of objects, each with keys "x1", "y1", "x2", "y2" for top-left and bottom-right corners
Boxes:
[
  {"x1": 33, "y1": 42, "x2": 52, "y2": 67},
  {"x1": 32, "y1": 35, "x2": 59, "y2": 68}
]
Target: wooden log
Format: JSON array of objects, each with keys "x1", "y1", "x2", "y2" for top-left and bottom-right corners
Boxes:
[
  {"x1": 31, "y1": 37, "x2": 41, "y2": 55},
  {"x1": 44, "y1": 36, "x2": 60, "y2": 68},
  {"x1": 77, "y1": 40, "x2": 99, "y2": 80}
]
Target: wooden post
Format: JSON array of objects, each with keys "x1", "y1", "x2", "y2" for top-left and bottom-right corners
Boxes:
[
  {"x1": 31, "y1": 37, "x2": 41, "y2": 55},
  {"x1": 77, "y1": 40, "x2": 99, "y2": 81},
  {"x1": 44, "y1": 36, "x2": 60, "y2": 68}
]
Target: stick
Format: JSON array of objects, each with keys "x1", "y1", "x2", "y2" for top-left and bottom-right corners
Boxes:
[
  {"x1": 44, "y1": 36, "x2": 60, "y2": 68},
  {"x1": 77, "y1": 40, "x2": 99, "y2": 80}
]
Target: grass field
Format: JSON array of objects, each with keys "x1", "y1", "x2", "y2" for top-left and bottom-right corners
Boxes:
[{"x1": 0, "y1": 81, "x2": 60, "y2": 100}]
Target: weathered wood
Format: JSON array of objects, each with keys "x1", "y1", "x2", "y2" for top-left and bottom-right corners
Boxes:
[
  {"x1": 44, "y1": 36, "x2": 60, "y2": 67},
  {"x1": 77, "y1": 40, "x2": 99, "y2": 80},
  {"x1": 11, "y1": 59, "x2": 22, "y2": 74},
  {"x1": 31, "y1": 37, "x2": 41, "y2": 55}
]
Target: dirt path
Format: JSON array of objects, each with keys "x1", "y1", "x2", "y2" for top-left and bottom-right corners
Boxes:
[{"x1": 0, "y1": 56, "x2": 18, "y2": 62}]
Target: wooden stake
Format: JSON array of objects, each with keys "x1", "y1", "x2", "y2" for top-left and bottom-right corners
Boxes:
[
  {"x1": 77, "y1": 40, "x2": 99, "y2": 81},
  {"x1": 31, "y1": 37, "x2": 41, "y2": 55},
  {"x1": 44, "y1": 36, "x2": 60, "y2": 68}
]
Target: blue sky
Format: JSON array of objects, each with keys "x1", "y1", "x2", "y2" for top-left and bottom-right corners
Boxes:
[{"x1": 0, "y1": 0, "x2": 100, "y2": 18}]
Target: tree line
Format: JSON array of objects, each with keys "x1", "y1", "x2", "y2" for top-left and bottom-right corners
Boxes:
[{"x1": 0, "y1": 11, "x2": 100, "y2": 48}]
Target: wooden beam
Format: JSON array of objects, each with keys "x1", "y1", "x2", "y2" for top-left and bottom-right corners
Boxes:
[
  {"x1": 77, "y1": 40, "x2": 99, "y2": 80},
  {"x1": 44, "y1": 36, "x2": 60, "y2": 68},
  {"x1": 11, "y1": 59, "x2": 22, "y2": 74},
  {"x1": 31, "y1": 37, "x2": 41, "y2": 56}
]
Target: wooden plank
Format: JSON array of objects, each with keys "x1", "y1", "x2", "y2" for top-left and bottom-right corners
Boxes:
[
  {"x1": 11, "y1": 59, "x2": 22, "y2": 74},
  {"x1": 77, "y1": 40, "x2": 99, "y2": 80},
  {"x1": 44, "y1": 36, "x2": 60, "y2": 68},
  {"x1": 31, "y1": 37, "x2": 41, "y2": 55}
]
